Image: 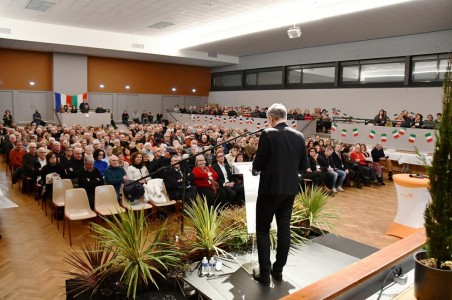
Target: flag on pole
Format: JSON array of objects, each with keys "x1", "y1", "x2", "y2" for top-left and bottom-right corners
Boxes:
[
  {"x1": 331, "y1": 123, "x2": 338, "y2": 131},
  {"x1": 341, "y1": 129, "x2": 347, "y2": 137},
  {"x1": 369, "y1": 130, "x2": 376, "y2": 139},
  {"x1": 425, "y1": 133, "x2": 433, "y2": 143},
  {"x1": 399, "y1": 127, "x2": 406, "y2": 135},
  {"x1": 381, "y1": 133, "x2": 387, "y2": 142},
  {"x1": 291, "y1": 120, "x2": 297, "y2": 128},
  {"x1": 392, "y1": 129, "x2": 400, "y2": 139},
  {"x1": 353, "y1": 128, "x2": 358, "y2": 136},
  {"x1": 408, "y1": 134, "x2": 416, "y2": 143}
]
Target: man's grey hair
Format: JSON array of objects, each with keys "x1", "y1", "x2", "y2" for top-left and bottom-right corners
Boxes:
[
  {"x1": 267, "y1": 103, "x2": 287, "y2": 120},
  {"x1": 84, "y1": 155, "x2": 94, "y2": 164}
]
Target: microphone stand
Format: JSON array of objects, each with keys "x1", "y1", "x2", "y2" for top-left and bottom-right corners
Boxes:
[{"x1": 126, "y1": 127, "x2": 265, "y2": 234}]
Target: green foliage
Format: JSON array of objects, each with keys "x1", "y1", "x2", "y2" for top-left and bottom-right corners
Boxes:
[
  {"x1": 424, "y1": 53, "x2": 452, "y2": 269},
  {"x1": 64, "y1": 241, "x2": 119, "y2": 297},
  {"x1": 90, "y1": 210, "x2": 182, "y2": 299},
  {"x1": 293, "y1": 186, "x2": 340, "y2": 236},
  {"x1": 219, "y1": 205, "x2": 251, "y2": 252},
  {"x1": 184, "y1": 196, "x2": 238, "y2": 258}
]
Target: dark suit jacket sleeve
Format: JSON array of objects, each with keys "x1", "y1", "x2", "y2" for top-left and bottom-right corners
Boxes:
[{"x1": 252, "y1": 130, "x2": 270, "y2": 172}]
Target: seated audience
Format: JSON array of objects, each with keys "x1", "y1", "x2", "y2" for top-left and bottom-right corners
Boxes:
[
  {"x1": 350, "y1": 143, "x2": 379, "y2": 185},
  {"x1": 162, "y1": 154, "x2": 197, "y2": 203},
  {"x1": 212, "y1": 151, "x2": 244, "y2": 205},
  {"x1": 105, "y1": 155, "x2": 127, "y2": 201},
  {"x1": 78, "y1": 155, "x2": 105, "y2": 209},
  {"x1": 324, "y1": 146, "x2": 346, "y2": 192},
  {"x1": 192, "y1": 155, "x2": 227, "y2": 207},
  {"x1": 371, "y1": 143, "x2": 393, "y2": 181}
]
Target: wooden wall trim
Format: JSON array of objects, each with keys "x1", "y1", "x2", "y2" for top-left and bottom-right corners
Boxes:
[{"x1": 281, "y1": 229, "x2": 426, "y2": 300}]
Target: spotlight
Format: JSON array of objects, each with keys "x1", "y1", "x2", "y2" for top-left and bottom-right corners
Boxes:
[{"x1": 287, "y1": 26, "x2": 302, "y2": 39}]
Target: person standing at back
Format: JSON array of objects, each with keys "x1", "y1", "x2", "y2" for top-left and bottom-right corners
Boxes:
[{"x1": 252, "y1": 103, "x2": 308, "y2": 286}]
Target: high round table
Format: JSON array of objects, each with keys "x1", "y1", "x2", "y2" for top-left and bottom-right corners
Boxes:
[{"x1": 386, "y1": 174, "x2": 430, "y2": 238}]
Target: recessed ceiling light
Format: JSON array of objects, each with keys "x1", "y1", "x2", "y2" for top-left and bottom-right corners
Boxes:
[
  {"x1": 29, "y1": 81, "x2": 35, "y2": 86},
  {"x1": 192, "y1": 88, "x2": 197, "y2": 93},
  {"x1": 125, "y1": 85, "x2": 130, "y2": 89},
  {"x1": 99, "y1": 84, "x2": 105, "y2": 88},
  {"x1": 172, "y1": 87, "x2": 177, "y2": 92}
]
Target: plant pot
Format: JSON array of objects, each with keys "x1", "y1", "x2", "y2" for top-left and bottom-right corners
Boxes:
[{"x1": 414, "y1": 251, "x2": 452, "y2": 300}]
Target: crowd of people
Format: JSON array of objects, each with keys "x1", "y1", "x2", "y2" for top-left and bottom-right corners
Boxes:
[{"x1": 374, "y1": 109, "x2": 442, "y2": 129}]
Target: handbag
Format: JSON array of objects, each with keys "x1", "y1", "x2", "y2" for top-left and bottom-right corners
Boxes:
[{"x1": 210, "y1": 179, "x2": 220, "y2": 194}]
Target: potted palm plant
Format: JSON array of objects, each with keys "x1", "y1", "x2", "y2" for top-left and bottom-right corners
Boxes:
[
  {"x1": 414, "y1": 53, "x2": 452, "y2": 299},
  {"x1": 65, "y1": 209, "x2": 182, "y2": 299}
]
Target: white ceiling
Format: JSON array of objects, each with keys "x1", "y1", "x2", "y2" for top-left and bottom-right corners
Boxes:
[{"x1": 0, "y1": 0, "x2": 451, "y2": 67}]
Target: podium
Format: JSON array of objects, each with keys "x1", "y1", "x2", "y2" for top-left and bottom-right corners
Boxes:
[
  {"x1": 233, "y1": 162, "x2": 259, "y2": 233},
  {"x1": 386, "y1": 174, "x2": 430, "y2": 238}
]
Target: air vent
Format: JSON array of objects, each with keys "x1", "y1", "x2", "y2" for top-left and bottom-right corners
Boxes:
[
  {"x1": 208, "y1": 52, "x2": 218, "y2": 58},
  {"x1": 132, "y1": 43, "x2": 145, "y2": 49},
  {"x1": 148, "y1": 21, "x2": 175, "y2": 29},
  {"x1": 0, "y1": 28, "x2": 12, "y2": 34},
  {"x1": 25, "y1": 0, "x2": 57, "y2": 12}
]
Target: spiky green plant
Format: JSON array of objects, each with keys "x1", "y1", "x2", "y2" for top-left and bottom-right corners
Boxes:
[
  {"x1": 91, "y1": 209, "x2": 182, "y2": 299},
  {"x1": 424, "y1": 53, "x2": 452, "y2": 269},
  {"x1": 219, "y1": 205, "x2": 251, "y2": 252},
  {"x1": 185, "y1": 196, "x2": 238, "y2": 258},
  {"x1": 64, "y1": 241, "x2": 119, "y2": 297},
  {"x1": 294, "y1": 186, "x2": 339, "y2": 236}
]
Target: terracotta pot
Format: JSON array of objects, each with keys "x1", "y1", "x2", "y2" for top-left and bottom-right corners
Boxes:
[{"x1": 414, "y1": 251, "x2": 452, "y2": 300}]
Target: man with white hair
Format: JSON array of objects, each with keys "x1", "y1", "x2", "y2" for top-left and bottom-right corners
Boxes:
[
  {"x1": 105, "y1": 155, "x2": 127, "y2": 201},
  {"x1": 22, "y1": 142, "x2": 38, "y2": 192},
  {"x1": 78, "y1": 155, "x2": 104, "y2": 209},
  {"x1": 252, "y1": 103, "x2": 307, "y2": 286}
]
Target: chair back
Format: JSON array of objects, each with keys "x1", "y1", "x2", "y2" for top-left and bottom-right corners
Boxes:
[
  {"x1": 53, "y1": 179, "x2": 73, "y2": 205},
  {"x1": 95, "y1": 185, "x2": 120, "y2": 209},
  {"x1": 65, "y1": 188, "x2": 91, "y2": 213}
]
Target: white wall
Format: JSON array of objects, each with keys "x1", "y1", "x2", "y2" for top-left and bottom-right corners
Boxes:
[
  {"x1": 53, "y1": 53, "x2": 87, "y2": 95},
  {"x1": 208, "y1": 87, "x2": 442, "y2": 119}
]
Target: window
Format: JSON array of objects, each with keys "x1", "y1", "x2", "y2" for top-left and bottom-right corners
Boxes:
[
  {"x1": 341, "y1": 58, "x2": 405, "y2": 84},
  {"x1": 286, "y1": 66, "x2": 302, "y2": 84},
  {"x1": 244, "y1": 67, "x2": 283, "y2": 88},
  {"x1": 412, "y1": 54, "x2": 448, "y2": 82},
  {"x1": 286, "y1": 64, "x2": 335, "y2": 85},
  {"x1": 211, "y1": 72, "x2": 242, "y2": 90},
  {"x1": 222, "y1": 73, "x2": 242, "y2": 87}
]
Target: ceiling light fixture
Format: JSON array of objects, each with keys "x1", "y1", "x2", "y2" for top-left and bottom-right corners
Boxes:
[
  {"x1": 125, "y1": 85, "x2": 130, "y2": 89},
  {"x1": 172, "y1": 87, "x2": 176, "y2": 92},
  {"x1": 29, "y1": 81, "x2": 35, "y2": 86},
  {"x1": 287, "y1": 25, "x2": 302, "y2": 39},
  {"x1": 192, "y1": 88, "x2": 197, "y2": 93},
  {"x1": 99, "y1": 84, "x2": 105, "y2": 88}
]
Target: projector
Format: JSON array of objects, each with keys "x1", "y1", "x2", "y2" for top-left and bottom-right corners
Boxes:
[{"x1": 287, "y1": 26, "x2": 302, "y2": 39}]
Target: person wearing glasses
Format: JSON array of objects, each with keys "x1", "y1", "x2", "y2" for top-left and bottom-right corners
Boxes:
[
  {"x1": 192, "y1": 155, "x2": 226, "y2": 207},
  {"x1": 93, "y1": 149, "x2": 108, "y2": 176},
  {"x1": 40, "y1": 152, "x2": 64, "y2": 203},
  {"x1": 78, "y1": 155, "x2": 105, "y2": 209},
  {"x1": 251, "y1": 103, "x2": 308, "y2": 286},
  {"x1": 212, "y1": 151, "x2": 244, "y2": 205}
]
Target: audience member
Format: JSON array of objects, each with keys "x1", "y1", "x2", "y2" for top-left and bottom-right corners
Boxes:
[{"x1": 78, "y1": 155, "x2": 105, "y2": 209}]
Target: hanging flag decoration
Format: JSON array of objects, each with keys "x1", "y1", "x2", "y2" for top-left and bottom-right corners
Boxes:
[
  {"x1": 393, "y1": 113, "x2": 398, "y2": 117},
  {"x1": 353, "y1": 128, "x2": 359, "y2": 137},
  {"x1": 291, "y1": 120, "x2": 297, "y2": 128},
  {"x1": 215, "y1": 116, "x2": 221, "y2": 122},
  {"x1": 249, "y1": 118, "x2": 254, "y2": 124},
  {"x1": 223, "y1": 117, "x2": 227, "y2": 123},
  {"x1": 381, "y1": 133, "x2": 387, "y2": 143},
  {"x1": 341, "y1": 129, "x2": 347, "y2": 137},
  {"x1": 392, "y1": 129, "x2": 400, "y2": 139},
  {"x1": 245, "y1": 117, "x2": 250, "y2": 124},
  {"x1": 233, "y1": 116, "x2": 237, "y2": 123},
  {"x1": 239, "y1": 117, "x2": 243, "y2": 124},
  {"x1": 408, "y1": 134, "x2": 416, "y2": 143},
  {"x1": 204, "y1": 116, "x2": 208, "y2": 122},
  {"x1": 256, "y1": 123, "x2": 261, "y2": 129},
  {"x1": 409, "y1": 112, "x2": 415, "y2": 118},
  {"x1": 264, "y1": 120, "x2": 269, "y2": 127},
  {"x1": 331, "y1": 123, "x2": 338, "y2": 131},
  {"x1": 425, "y1": 133, "x2": 433, "y2": 143},
  {"x1": 399, "y1": 127, "x2": 406, "y2": 135},
  {"x1": 369, "y1": 130, "x2": 376, "y2": 139}
]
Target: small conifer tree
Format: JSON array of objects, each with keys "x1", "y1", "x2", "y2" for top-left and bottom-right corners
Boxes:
[{"x1": 424, "y1": 53, "x2": 452, "y2": 269}]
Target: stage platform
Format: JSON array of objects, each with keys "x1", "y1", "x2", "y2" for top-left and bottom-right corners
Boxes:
[{"x1": 183, "y1": 234, "x2": 378, "y2": 300}]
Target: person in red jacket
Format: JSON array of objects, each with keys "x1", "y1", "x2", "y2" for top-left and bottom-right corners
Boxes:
[
  {"x1": 192, "y1": 155, "x2": 226, "y2": 207},
  {"x1": 9, "y1": 140, "x2": 27, "y2": 169},
  {"x1": 349, "y1": 143, "x2": 379, "y2": 185}
]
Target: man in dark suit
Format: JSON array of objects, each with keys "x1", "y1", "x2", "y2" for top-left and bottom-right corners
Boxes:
[
  {"x1": 212, "y1": 152, "x2": 244, "y2": 204},
  {"x1": 252, "y1": 103, "x2": 307, "y2": 286},
  {"x1": 162, "y1": 154, "x2": 197, "y2": 203}
]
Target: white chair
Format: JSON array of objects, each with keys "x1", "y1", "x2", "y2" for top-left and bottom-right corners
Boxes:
[
  {"x1": 121, "y1": 185, "x2": 153, "y2": 211},
  {"x1": 149, "y1": 183, "x2": 180, "y2": 223},
  {"x1": 51, "y1": 179, "x2": 73, "y2": 231},
  {"x1": 94, "y1": 185, "x2": 125, "y2": 219},
  {"x1": 63, "y1": 188, "x2": 97, "y2": 246}
]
